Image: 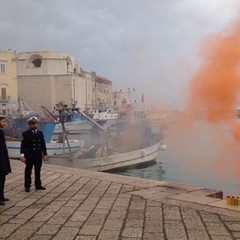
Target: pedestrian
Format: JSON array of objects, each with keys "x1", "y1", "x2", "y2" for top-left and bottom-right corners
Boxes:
[
  {"x1": 20, "y1": 116, "x2": 47, "y2": 192},
  {"x1": 0, "y1": 116, "x2": 12, "y2": 205}
]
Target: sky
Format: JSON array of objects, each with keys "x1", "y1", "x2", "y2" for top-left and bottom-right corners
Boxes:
[{"x1": 1, "y1": 0, "x2": 240, "y2": 108}]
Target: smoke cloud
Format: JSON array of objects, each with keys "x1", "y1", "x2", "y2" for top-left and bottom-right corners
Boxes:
[
  {"x1": 184, "y1": 19, "x2": 240, "y2": 179},
  {"x1": 150, "y1": 18, "x2": 240, "y2": 191}
]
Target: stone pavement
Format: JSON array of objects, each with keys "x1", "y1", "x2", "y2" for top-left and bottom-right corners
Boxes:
[{"x1": 0, "y1": 160, "x2": 240, "y2": 240}]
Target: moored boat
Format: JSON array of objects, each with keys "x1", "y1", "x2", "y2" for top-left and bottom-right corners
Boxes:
[
  {"x1": 90, "y1": 108, "x2": 118, "y2": 129},
  {"x1": 90, "y1": 108, "x2": 118, "y2": 121},
  {"x1": 48, "y1": 119, "x2": 167, "y2": 172},
  {"x1": 6, "y1": 139, "x2": 81, "y2": 159},
  {"x1": 48, "y1": 140, "x2": 162, "y2": 172},
  {"x1": 41, "y1": 102, "x2": 94, "y2": 134},
  {"x1": 5, "y1": 118, "x2": 81, "y2": 158}
]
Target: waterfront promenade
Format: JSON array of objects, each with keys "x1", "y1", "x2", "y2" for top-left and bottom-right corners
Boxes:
[{"x1": 0, "y1": 160, "x2": 239, "y2": 240}]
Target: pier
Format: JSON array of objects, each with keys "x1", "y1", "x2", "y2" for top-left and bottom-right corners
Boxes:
[{"x1": 0, "y1": 160, "x2": 239, "y2": 239}]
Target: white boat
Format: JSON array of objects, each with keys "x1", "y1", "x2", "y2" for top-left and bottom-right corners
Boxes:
[
  {"x1": 7, "y1": 139, "x2": 81, "y2": 159},
  {"x1": 91, "y1": 108, "x2": 118, "y2": 121},
  {"x1": 48, "y1": 110, "x2": 166, "y2": 172},
  {"x1": 48, "y1": 140, "x2": 162, "y2": 172}
]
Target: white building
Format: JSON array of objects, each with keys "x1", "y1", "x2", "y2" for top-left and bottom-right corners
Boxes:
[{"x1": 17, "y1": 50, "x2": 95, "y2": 115}]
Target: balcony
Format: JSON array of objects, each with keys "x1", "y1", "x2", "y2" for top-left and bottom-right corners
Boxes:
[{"x1": 0, "y1": 96, "x2": 11, "y2": 102}]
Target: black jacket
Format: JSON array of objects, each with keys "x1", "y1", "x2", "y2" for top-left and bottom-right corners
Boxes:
[
  {"x1": 0, "y1": 129, "x2": 12, "y2": 175},
  {"x1": 20, "y1": 129, "x2": 47, "y2": 159}
]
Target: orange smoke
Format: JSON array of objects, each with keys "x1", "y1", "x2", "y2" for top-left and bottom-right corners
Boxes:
[
  {"x1": 188, "y1": 22, "x2": 240, "y2": 123},
  {"x1": 186, "y1": 20, "x2": 240, "y2": 178}
]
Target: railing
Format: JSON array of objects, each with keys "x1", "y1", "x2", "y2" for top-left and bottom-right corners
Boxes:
[{"x1": 0, "y1": 96, "x2": 11, "y2": 101}]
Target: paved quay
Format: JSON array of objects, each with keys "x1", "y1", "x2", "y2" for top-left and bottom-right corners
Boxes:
[{"x1": 0, "y1": 160, "x2": 240, "y2": 240}]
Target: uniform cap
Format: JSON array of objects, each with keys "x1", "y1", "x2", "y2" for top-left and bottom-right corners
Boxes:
[{"x1": 27, "y1": 116, "x2": 39, "y2": 124}]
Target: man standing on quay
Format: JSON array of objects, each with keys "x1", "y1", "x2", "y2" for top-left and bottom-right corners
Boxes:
[
  {"x1": 20, "y1": 116, "x2": 47, "y2": 192},
  {"x1": 0, "y1": 116, "x2": 11, "y2": 205}
]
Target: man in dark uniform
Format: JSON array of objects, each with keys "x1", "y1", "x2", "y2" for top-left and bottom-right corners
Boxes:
[
  {"x1": 0, "y1": 116, "x2": 12, "y2": 205},
  {"x1": 20, "y1": 116, "x2": 47, "y2": 192}
]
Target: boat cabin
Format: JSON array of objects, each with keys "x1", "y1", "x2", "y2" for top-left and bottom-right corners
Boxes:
[{"x1": 91, "y1": 108, "x2": 118, "y2": 121}]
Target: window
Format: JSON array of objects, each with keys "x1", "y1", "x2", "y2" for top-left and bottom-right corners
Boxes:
[
  {"x1": 32, "y1": 58, "x2": 42, "y2": 67},
  {"x1": 0, "y1": 63, "x2": 5, "y2": 73},
  {"x1": 28, "y1": 54, "x2": 43, "y2": 68},
  {"x1": 1, "y1": 88, "x2": 6, "y2": 100}
]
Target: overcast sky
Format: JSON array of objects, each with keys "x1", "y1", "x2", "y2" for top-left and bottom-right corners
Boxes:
[{"x1": 1, "y1": 0, "x2": 240, "y2": 108}]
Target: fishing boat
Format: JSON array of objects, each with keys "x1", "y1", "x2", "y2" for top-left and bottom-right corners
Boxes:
[
  {"x1": 48, "y1": 139, "x2": 163, "y2": 172},
  {"x1": 48, "y1": 117, "x2": 167, "y2": 172},
  {"x1": 91, "y1": 108, "x2": 118, "y2": 121},
  {"x1": 41, "y1": 102, "x2": 94, "y2": 134},
  {"x1": 89, "y1": 107, "x2": 118, "y2": 129},
  {"x1": 53, "y1": 116, "x2": 93, "y2": 134},
  {"x1": 6, "y1": 139, "x2": 81, "y2": 159},
  {"x1": 5, "y1": 118, "x2": 81, "y2": 159}
]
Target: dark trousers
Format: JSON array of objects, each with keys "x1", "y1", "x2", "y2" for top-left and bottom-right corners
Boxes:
[
  {"x1": 24, "y1": 157, "x2": 42, "y2": 188},
  {"x1": 0, "y1": 173, "x2": 6, "y2": 200}
]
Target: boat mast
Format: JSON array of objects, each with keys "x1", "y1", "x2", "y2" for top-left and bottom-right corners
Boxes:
[
  {"x1": 54, "y1": 102, "x2": 72, "y2": 153},
  {"x1": 17, "y1": 97, "x2": 35, "y2": 117},
  {"x1": 41, "y1": 102, "x2": 71, "y2": 153},
  {"x1": 76, "y1": 108, "x2": 110, "y2": 156}
]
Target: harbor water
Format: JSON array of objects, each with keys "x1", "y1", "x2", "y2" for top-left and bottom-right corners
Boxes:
[
  {"x1": 54, "y1": 119, "x2": 240, "y2": 198},
  {"x1": 117, "y1": 121, "x2": 240, "y2": 198}
]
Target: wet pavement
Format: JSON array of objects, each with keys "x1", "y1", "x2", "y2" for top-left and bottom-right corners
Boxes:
[{"x1": 0, "y1": 160, "x2": 239, "y2": 240}]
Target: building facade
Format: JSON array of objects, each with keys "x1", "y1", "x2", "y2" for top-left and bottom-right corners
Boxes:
[
  {"x1": 0, "y1": 50, "x2": 18, "y2": 115},
  {"x1": 93, "y1": 76, "x2": 113, "y2": 108},
  {"x1": 17, "y1": 50, "x2": 112, "y2": 116}
]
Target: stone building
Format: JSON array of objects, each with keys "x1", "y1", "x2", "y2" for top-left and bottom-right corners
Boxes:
[
  {"x1": 94, "y1": 75, "x2": 113, "y2": 108},
  {"x1": 0, "y1": 50, "x2": 18, "y2": 115},
  {"x1": 112, "y1": 90, "x2": 128, "y2": 111},
  {"x1": 112, "y1": 88, "x2": 138, "y2": 111},
  {"x1": 17, "y1": 50, "x2": 112, "y2": 116}
]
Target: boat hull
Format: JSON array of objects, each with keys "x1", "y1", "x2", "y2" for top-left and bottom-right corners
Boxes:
[
  {"x1": 7, "y1": 140, "x2": 81, "y2": 159},
  {"x1": 48, "y1": 142, "x2": 161, "y2": 172}
]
